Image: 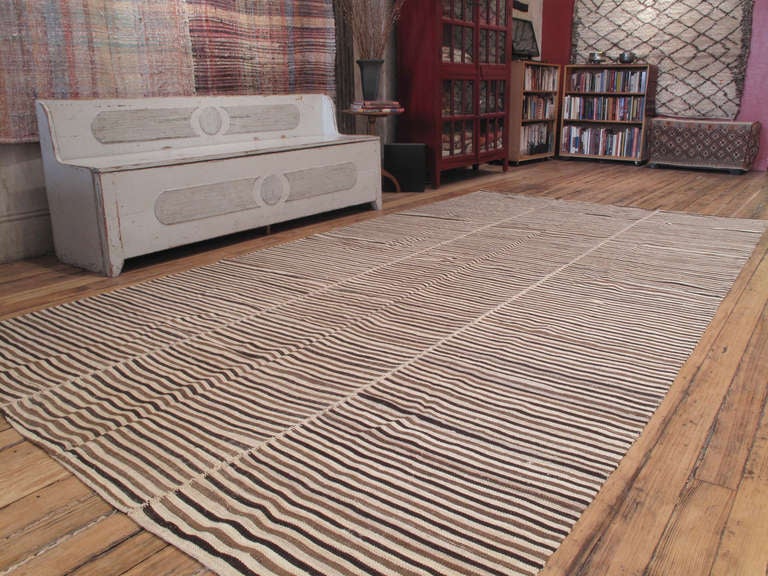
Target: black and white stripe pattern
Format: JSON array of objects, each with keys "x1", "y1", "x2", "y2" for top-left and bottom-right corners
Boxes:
[{"x1": 2, "y1": 193, "x2": 765, "y2": 575}]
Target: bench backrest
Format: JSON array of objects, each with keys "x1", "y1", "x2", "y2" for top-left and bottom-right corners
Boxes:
[{"x1": 36, "y1": 94, "x2": 340, "y2": 162}]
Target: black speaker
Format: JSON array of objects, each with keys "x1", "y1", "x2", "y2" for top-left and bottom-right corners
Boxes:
[{"x1": 383, "y1": 143, "x2": 426, "y2": 192}]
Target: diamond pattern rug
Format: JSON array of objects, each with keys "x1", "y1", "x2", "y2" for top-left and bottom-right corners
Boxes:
[{"x1": 571, "y1": 0, "x2": 754, "y2": 119}]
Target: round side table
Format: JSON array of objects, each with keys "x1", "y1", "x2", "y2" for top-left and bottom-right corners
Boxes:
[{"x1": 343, "y1": 108, "x2": 404, "y2": 193}]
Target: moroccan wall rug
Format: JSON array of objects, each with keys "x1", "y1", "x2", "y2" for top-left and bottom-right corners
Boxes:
[
  {"x1": 0, "y1": 0, "x2": 196, "y2": 142},
  {"x1": 2, "y1": 193, "x2": 766, "y2": 576},
  {"x1": 571, "y1": 0, "x2": 754, "y2": 119}
]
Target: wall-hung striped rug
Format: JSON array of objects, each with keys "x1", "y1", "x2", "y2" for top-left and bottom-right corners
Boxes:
[{"x1": 2, "y1": 193, "x2": 766, "y2": 576}]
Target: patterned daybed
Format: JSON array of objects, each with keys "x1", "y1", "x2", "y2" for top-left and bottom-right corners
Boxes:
[{"x1": 648, "y1": 116, "x2": 761, "y2": 173}]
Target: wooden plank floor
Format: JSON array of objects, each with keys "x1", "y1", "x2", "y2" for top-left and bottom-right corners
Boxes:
[{"x1": 1, "y1": 160, "x2": 767, "y2": 575}]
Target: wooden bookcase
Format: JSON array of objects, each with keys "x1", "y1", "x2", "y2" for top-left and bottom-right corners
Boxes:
[
  {"x1": 507, "y1": 61, "x2": 560, "y2": 163},
  {"x1": 397, "y1": 0, "x2": 512, "y2": 188},
  {"x1": 559, "y1": 63, "x2": 657, "y2": 164}
]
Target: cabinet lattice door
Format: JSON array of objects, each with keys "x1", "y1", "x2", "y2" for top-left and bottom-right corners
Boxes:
[{"x1": 398, "y1": 0, "x2": 512, "y2": 188}]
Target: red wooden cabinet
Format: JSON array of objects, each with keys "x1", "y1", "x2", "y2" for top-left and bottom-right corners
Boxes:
[{"x1": 397, "y1": 0, "x2": 512, "y2": 188}]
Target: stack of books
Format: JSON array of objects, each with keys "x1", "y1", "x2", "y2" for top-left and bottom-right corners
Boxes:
[{"x1": 350, "y1": 100, "x2": 404, "y2": 113}]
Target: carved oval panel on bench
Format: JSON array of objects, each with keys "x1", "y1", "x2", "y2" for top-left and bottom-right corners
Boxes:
[
  {"x1": 153, "y1": 162, "x2": 359, "y2": 226},
  {"x1": 155, "y1": 178, "x2": 260, "y2": 224},
  {"x1": 92, "y1": 103, "x2": 301, "y2": 143},
  {"x1": 92, "y1": 108, "x2": 198, "y2": 143}
]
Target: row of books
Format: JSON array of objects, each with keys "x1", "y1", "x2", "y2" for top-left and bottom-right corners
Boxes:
[
  {"x1": 560, "y1": 125, "x2": 642, "y2": 158},
  {"x1": 568, "y1": 69, "x2": 648, "y2": 94},
  {"x1": 441, "y1": 128, "x2": 474, "y2": 157},
  {"x1": 523, "y1": 94, "x2": 557, "y2": 121},
  {"x1": 520, "y1": 124, "x2": 553, "y2": 156},
  {"x1": 562, "y1": 95, "x2": 646, "y2": 122},
  {"x1": 350, "y1": 100, "x2": 404, "y2": 113},
  {"x1": 524, "y1": 66, "x2": 559, "y2": 92}
]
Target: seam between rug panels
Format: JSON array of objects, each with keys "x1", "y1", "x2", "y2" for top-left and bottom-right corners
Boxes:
[
  {"x1": 0, "y1": 192, "x2": 549, "y2": 516},
  {"x1": 137, "y1": 201, "x2": 661, "y2": 512},
  {"x1": 125, "y1": 194, "x2": 551, "y2": 510},
  {"x1": 0, "y1": 193, "x2": 525, "y2": 411},
  {"x1": 1, "y1": 192, "x2": 545, "y2": 411}
]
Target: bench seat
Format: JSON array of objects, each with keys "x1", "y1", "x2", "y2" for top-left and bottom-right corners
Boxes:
[
  {"x1": 69, "y1": 133, "x2": 375, "y2": 172},
  {"x1": 36, "y1": 95, "x2": 381, "y2": 276}
]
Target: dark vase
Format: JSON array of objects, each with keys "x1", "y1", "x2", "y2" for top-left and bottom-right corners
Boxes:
[{"x1": 357, "y1": 59, "x2": 384, "y2": 101}]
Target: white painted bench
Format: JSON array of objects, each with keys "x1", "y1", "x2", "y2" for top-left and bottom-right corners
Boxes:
[{"x1": 36, "y1": 94, "x2": 381, "y2": 276}]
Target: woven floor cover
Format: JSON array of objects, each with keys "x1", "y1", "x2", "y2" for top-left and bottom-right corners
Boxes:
[{"x1": 2, "y1": 193, "x2": 766, "y2": 575}]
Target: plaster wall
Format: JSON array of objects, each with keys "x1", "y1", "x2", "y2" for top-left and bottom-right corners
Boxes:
[{"x1": 0, "y1": 144, "x2": 52, "y2": 263}]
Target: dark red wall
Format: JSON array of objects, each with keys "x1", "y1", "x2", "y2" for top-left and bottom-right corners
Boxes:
[
  {"x1": 541, "y1": 0, "x2": 575, "y2": 66},
  {"x1": 737, "y1": 0, "x2": 768, "y2": 170}
]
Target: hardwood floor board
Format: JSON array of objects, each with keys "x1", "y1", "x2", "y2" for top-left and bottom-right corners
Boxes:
[
  {"x1": 119, "y1": 545, "x2": 207, "y2": 576},
  {"x1": 710, "y1": 399, "x2": 768, "y2": 576},
  {"x1": 539, "y1": 231, "x2": 768, "y2": 576},
  {"x1": 4, "y1": 512, "x2": 140, "y2": 576},
  {"x1": 571, "y1": 242, "x2": 768, "y2": 575},
  {"x1": 0, "y1": 480, "x2": 112, "y2": 570},
  {"x1": 0, "y1": 161, "x2": 766, "y2": 575},
  {"x1": 712, "y1": 178, "x2": 767, "y2": 218},
  {"x1": 0, "y1": 256, "x2": 77, "y2": 287},
  {"x1": 656, "y1": 186, "x2": 712, "y2": 213},
  {"x1": 0, "y1": 207, "x2": 381, "y2": 320},
  {"x1": 644, "y1": 479, "x2": 735, "y2": 576},
  {"x1": 694, "y1": 298, "x2": 768, "y2": 489},
  {"x1": 0, "y1": 440, "x2": 70, "y2": 508},
  {"x1": 733, "y1": 185, "x2": 768, "y2": 219},
  {"x1": 650, "y1": 174, "x2": 730, "y2": 213},
  {"x1": 740, "y1": 187, "x2": 768, "y2": 220},
  {"x1": 707, "y1": 188, "x2": 748, "y2": 217},
  {"x1": 0, "y1": 476, "x2": 96, "y2": 540},
  {"x1": 67, "y1": 531, "x2": 168, "y2": 576},
  {"x1": 684, "y1": 177, "x2": 750, "y2": 216},
  {"x1": 0, "y1": 426, "x2": 23, "y2": 450},
  {"x1": 616, "y1": 185, "x2": 676, "y2": 211}
]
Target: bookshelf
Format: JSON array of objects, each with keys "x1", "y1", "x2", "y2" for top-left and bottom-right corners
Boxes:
[
  {"x1": 559, "y1": 64, "x2": 656, "y2": 163},
  {"x1": 508, "y1": 61, "x2": 560, "y2": 163}
]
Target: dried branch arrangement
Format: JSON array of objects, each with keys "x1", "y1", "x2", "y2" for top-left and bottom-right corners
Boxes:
[{"x1": 337, "y1": 0, "x2": 409, "y2": 60}]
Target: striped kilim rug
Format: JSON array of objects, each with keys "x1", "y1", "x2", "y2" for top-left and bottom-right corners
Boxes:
[{"x1": 2, "y1": 193, "x2": 766, "y2": 575}]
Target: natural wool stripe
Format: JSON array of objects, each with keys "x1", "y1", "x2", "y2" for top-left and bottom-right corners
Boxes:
[{"x1": 1, "y1": 192, "x2": 766, "y2": 576}]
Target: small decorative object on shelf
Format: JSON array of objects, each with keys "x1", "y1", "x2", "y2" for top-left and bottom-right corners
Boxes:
[
  {"x1": 508, "y1": 60, "x2": 560, "y2": 163},
  {"x1": 397, "y1": 0, "x2": 511, "y2": 188},
  {"x1": 559, "y1": 63, "x2": 657, "y2": 164},
  {"x1": 618, "y1": 51, "x2": 637, "y2": 64},
  {"x1": 588, "y1": 51, "x2": 605, "y2": 64}
]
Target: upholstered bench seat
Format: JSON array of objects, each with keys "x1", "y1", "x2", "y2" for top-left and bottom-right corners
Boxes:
[{"x1": 648, "y1": 116, "x2": 761, "y2": 173}]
